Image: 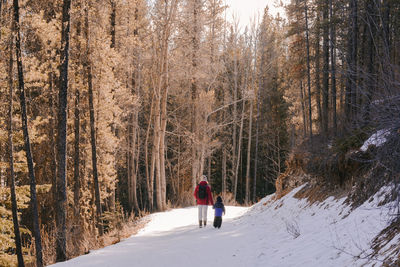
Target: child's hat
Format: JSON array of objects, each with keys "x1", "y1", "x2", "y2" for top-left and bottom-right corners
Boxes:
[{"x1": 201, "y1": 175, "x2": 207, "y2": 181}]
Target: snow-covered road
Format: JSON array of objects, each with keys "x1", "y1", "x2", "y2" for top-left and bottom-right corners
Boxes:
[
  {"x1": 51, "y1": 186, "x2": 399, "y2": 267},
  {"x1": 51, "y1": 206, "x2": 249, "y2": 267}
]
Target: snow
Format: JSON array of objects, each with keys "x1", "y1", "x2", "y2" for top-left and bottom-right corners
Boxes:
[
  {"x1": 360, "y1": 129, "x2": 391, "y2": 151},
  {"x1": 51, "y1": 186, "x2": 399, "y2": 267}
]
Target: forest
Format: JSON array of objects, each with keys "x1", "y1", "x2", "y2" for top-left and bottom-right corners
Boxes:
[{"x1": 0, "y1": 0, "x2": 399, "y2": 266}]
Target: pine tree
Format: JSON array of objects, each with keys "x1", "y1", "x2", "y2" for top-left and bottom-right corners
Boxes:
[
  {"x1": 12, "y1": 0, "x2": 43, "y2": 265},
  {"x1": 7, "y1": 18, "x2": 25, "y2": 267}
]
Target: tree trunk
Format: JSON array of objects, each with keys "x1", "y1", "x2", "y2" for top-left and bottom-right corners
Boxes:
[
  {"x1": 322, "y1": 0, "x2": 330, "y2": 135},
  {"x1": 382, "y1": 0, "x2": 390, "y2": 59},
  {"x1": 48, "y1": 72, "x2": 58, "y2": 221},
  {"x1": 362, "y1": 0, "x2": 376, "y2": 124},
  {"x1": 73, "y1": 90, "x2": 80, "y2": 219},
  {"x1": 72, "y1": 7, "x2": 82, "y2": 218},
  {"x1": 245, "y1": 99, "x2": 253, "y2": 204},
  {"x1": 145, "y1": 92, "x2": 155, "y2": 211},
  {"x1": 191, "y1": 0, "x2": 201, "y2": 191},
  {"x1": 345, "y1": 0, "x2": 358, "y2": 120},
  {"x1": 129, "y1": 112, "x2": 140, "y2": 214},
  {"x1": 222, "y1": 148, "x2": 227, "y2": 193},
  {"x1": 315, "y1": 12, "x2": 323, "y2": 131},
  {"x1": 128, "y1": 122, "x2": 133, "y2": 210},
  {"x1": 55, "y1": 0, "x2": 72, "y2": 260},
  {"x1": 85, "y1": 3, "x2": 103, "y2": 236},
  {"x1": 304, "y1": 0, "x2": 313, "y2": 139},
  {"x1": 13, "y1": 0, "x2": 43, "y2": 265},
  {"x1": 110, "y1": 0, "x2": 116, "y2": 49},
  {"x1": 329, "y1": 0, "x2": 337, "y2": 135},
  {"x1": 207, "y1": 156, "x2": 211, "y2": 185},
  {"x1": 232, "y1": 37, "x2": 238, "y2": 192},
  {"x1": 300, "y1": 81, "x2": 307, "y2": 138},
  {"x1": 7, "y1": 25, "x2": 25, "y2": 267},
  {"x1": 233, "y1": 99, "x2": 245, "y2": 201},
  {"x1": 253, "y1": 38, "x2": 263, "y2": 202},
  {"x1": 159, "y1": 35, "x2": 170, "y2": 211},
  {"x1": 159, "y1": 107, "x2": 167, "y2": 211},
  {"x1": 153, "y1": 100, "x2": 162, "y2": 210}
]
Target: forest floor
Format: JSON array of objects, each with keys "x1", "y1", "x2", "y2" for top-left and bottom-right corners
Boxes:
[{"x1": 50, "y1": 185, "x2": 399, "y2": 267}]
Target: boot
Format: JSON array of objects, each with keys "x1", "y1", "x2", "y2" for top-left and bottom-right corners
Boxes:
[
  {"x1": 203, "y1": 221, "x2": 207, "y2": 227},
  {"x1": 199, "y1": 220, "x2": 202, "y2": 228}
]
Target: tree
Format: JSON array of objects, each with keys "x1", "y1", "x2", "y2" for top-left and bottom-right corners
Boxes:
[
  {"x1": 322, "y1": 0, "x2": 329, "y2": 135},
  {"x1": 314, "y1": 9, "x2": 323, "y2": 131},
  {"x1": 345, "y1": 0, "x2": 358, "y2": 120},
  {"x1": 55, "y1": 0, "x2": 72, "y2": 261},
  {"x1": 12, "y1": 0, "x2": 43, "y2": 265},
  {"x1": 7, "y1": 18, "x2": 25, "y2": 267},
  {"x1": 84, "y1": 1, "x2": 104, "y2": 235},
  {"x1": 304, "y1": 0, "x2": 313, "y2": 139},
  {"x1": 329, "y1": 0, "x2": 337, "y2": 134}
]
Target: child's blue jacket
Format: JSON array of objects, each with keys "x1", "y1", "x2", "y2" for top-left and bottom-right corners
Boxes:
[{"x1": 213, "y1": 202, "x2": 225, "y2": 217}]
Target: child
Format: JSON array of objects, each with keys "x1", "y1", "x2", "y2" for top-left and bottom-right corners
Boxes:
[{"x1": 213, "y1": 196, "x2": 225, "y2": 229}]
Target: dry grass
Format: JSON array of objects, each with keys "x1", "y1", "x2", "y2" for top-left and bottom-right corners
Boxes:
[
  {"x1": 98, "y1": 214, "x2": 150, "y2": 248},
  {"x1": 38, "y1": 213, "x2": 150, "y2": 267}
]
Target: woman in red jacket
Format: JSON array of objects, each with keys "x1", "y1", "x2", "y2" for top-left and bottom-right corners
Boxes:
[{"x1": 193, "y1": 175, "x2": 214, "y2": 228}]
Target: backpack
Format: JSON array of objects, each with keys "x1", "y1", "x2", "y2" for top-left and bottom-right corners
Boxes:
[{"x1": 198, "y1": 184, "x2": 207, "y2": 199}]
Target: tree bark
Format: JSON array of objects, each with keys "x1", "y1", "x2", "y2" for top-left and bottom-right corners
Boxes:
[
  {"x1": 362, "y1": 0, "x2": 376, "y2": 124},
  {"x1": 56, "y1": 0, "x2": 72, "y2": 260},
  {"x1": 129, "y1": 112, "x2": 140, "y2": 214},
  {"x1": 191, "y1": 0, "x2": 201, "y2": 191},
  {"x1": 253, "y1": 36, "x2": 264, "y2": 202},
  {"x1": 128, "y1": 122, "x2": 132, "y2": 210},
  {"x1": 110, "y1": 0, "x2": 116, "y2": 49},
  {"x1": 314, "y1": 12, "x2": 323, "y2": 131},
  {"x1": 159, "y1": 32, "x2": 171, "y2": 210},
  {"x1": 13, "y1": 0, "x2": 43, "y2": 265},
  {"x1": 85, "y1": 3, "x2": 103, "y2": 236},
  {"x1": 232, "y1": 34, "x2": 238, "y2": 192},
  {"x1": 222, "y1": 148, "x2": 227, "y2": 193},
  {"x1": 345, "y1": 0, "x2": 358, "y2": 120},
  {"x1": 48, "y1": 72, "x2": 58, "y2": 223},
  {"x1": 7, "y1": 24, "x2": 25, "y2": 267},
  {"x1": 304, "y1": 0, "x2": 313, "y2": 139},
  {"x1": 145, "y1": 92, "x2": 155, "y2": 211},
  {"x1": 73, "y1": 90, "x2": 80, "y2": 218},
  {"x1": 300, "y1": 81, "x2": 307, "y2": 138},
  {"x1": 245, "y1": 99, "x2": 253, "y2": 204},
  {"x1": 322, "y1": 0, "x2": 330, "y2": 135},
  {"x1": 152, "y1": 92, "x2": 162, "y2": 210},
  {"x1": 233, "y1": 98, "x2": 245, "y2": 201},
  {"x1": 329, "y1": 0, "x2": 337, "y2": 134}
]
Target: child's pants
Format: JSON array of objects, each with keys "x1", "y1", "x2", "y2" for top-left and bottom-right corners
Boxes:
[
  {"x1": 198, "y1": 205, "x2": 208, "y2": 221},
  {"x1": 213, "y1": 216, "x2": 222, "y2": 228}
]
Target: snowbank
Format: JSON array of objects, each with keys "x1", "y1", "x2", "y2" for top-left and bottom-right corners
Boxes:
[
  {"x1": 51, "y1": 186, "x2": 399, "y2": 267},
  {"x1": 360, "y1": 129, "x2": 391, "y2": 151}
]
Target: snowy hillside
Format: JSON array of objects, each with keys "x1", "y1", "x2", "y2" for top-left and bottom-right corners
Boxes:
[{"x1": 51, "y1": 186, "x2": 399, "y2": 267}]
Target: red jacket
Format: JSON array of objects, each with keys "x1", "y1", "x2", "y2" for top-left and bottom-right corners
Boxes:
[{"x1": 194, "y1": 181, "x2": 214, "y2": 205}]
